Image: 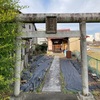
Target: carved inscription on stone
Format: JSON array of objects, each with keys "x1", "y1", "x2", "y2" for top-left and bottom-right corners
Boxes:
[{"x1": 46, "y1": 16, "x2": 57, "y2": 34}]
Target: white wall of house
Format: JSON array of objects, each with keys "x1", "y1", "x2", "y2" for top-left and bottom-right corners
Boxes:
[
  {"x1": 86, "y1": 35, "x2": 94, "y2": 42},
  {"x1": 21, "y1": 23, "x2": 37, "y2": 70},
  {"x1": 37, "y1": 38, "x2": 47, "y2": 45},
  {"x1": 95, "y1": 33, "x2": 100, "y2": 41},
  {"x1": 22, "y1": 23, "x2": 35, "y2": 32},
  {"x1": 22, "y1": 23, "x2": 37, "y2": 44}
]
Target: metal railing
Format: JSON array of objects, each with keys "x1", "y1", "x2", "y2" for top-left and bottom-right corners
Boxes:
[
  {"x1": 74, "y1": 51, "x2": 100, "y2": 78},
  {"x1": 87, "y1": 55, "x2": 100, "y2": 78}
]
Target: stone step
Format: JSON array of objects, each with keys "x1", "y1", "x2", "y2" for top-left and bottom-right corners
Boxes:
[{"x1": 11, "y1": 92, "x2": 78, "y2": 100}]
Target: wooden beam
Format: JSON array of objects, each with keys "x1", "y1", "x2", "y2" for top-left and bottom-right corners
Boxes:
[{"x1": 20, "y1": 31, "x2": 80, "y2": 38}]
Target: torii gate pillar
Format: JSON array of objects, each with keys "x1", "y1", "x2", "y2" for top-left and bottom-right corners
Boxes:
[
  {"x1": 14, "y1": 37, "x2": 21, "y2": 96},
  {"x1": 80, "y1": 21, "x2": 89, "y2": 95},
  {"x1": 77, "y1": 21, "x2": 94, "y2": 100}
]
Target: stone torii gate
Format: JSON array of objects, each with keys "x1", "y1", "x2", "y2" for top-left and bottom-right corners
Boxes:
[{"x1": 14, "y1": 13, "x2": 100, "y2": 100}]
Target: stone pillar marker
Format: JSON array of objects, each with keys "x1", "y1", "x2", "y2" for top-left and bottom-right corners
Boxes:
[{"x1": 14, "y1": 37, "x2": 21, "y2": 96}]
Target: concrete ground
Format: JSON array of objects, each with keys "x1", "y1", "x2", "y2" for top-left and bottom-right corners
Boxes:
[
  {"x1": 25, "y1": 93, "x2": 78, "y2": 100},
  {"x1": 14, "y1": 92, "x2": 78, "y2": 100}
]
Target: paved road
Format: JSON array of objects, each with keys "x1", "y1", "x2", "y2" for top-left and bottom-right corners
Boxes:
[{"x1": 42, "y1": 56, "x2": 61, "y2": 92}]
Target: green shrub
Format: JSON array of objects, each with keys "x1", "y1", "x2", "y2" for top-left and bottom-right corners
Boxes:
[
  {"x1": 35, "y1": 43, "x2": 47, "y2": 54},
  {"x1": 0, "y1": 0, "x2": 24, "y2": 99}
]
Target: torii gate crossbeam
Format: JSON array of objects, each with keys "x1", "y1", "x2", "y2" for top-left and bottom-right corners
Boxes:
[
  {"x1": 21, "y1": 31, "x2": 80, "y2": 38},
  {"x1": 18, "y1": 13, "x2": 100, "y2": 23}
]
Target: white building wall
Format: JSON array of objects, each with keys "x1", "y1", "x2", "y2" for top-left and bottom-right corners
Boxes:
[
  {"x1": 22, "y1": 23, "x2": 37, "y2": 44},
  {"x1": 95, "y1": 33, "x2": 100, "y2": 41},
  {"x1": 21, "y1": 23, "x2": 37, "y2": 69},
  {"x1": 22, "y1": 25, "x2": 47, "y2": 45},
  {"x1": 86, "y1": 35, "x2": 94, "y2": 42},
  {"x1": 37, "y1": 38, "x2": 47, "y2": 44},
  {"x1": 22, "y1": 23, "x2": 35, "y2": 33}
]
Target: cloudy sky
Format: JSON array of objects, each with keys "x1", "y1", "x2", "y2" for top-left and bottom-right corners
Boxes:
[{"x1": 19, "y1": 0, "x2": 100, "y2": 35}]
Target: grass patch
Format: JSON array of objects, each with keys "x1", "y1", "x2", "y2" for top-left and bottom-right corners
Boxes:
[
  {"x1": 65, "y1": 90, "x2": 78, "y2": 94},
  {"x1": 60, "y1": 69, "x2": 77, "y2": 94},
  {"x1": 60, "y1": 59, "x2": 79, "y2": 94},
  {"x1": 0, "y1": 88, "x2": 13, "y2": 100},
  {"x1": 87, "y1": 51, "x2": 100, "y2": 60},
  {"x1": 60, "y1": 71, "x2": 66, "y2": 94},
  {"x1": 36, "y1": 79, "x2": 45, "y2": 93},
  {"x1": 36, "y1": 69, "x2": 50, "y2": 93},
  {"x1": 87, "y1": 50, "x2": 100, "y2": 75},
  {"x1": 92, "y1": 90, "x2": 100, "y2": 96}
]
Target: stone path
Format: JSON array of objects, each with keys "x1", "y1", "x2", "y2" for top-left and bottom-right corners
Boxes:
[{"x1": 42, "y1": 56, "x2": 61, "y2": 92}]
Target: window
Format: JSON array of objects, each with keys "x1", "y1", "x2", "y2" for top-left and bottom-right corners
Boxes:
[
  {"x1": 22, "y1": 24, "x2": 25, "y2": 28},
  {"x1": 29, "y1": 25, "x2": 31, "y2": 29}
]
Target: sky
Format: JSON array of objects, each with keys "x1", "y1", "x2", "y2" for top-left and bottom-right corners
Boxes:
[{"x1": 19, "y1": 0, "x2": 100, "y2": 35}]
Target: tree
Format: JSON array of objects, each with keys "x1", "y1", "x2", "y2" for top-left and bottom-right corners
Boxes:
[{"x1": 0, "y1": 0, "x2": 23, "y2": 99}]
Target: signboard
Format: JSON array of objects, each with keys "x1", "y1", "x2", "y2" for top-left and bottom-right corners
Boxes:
[{"x1": 46, "y1": 16, "x2": 57, "y2": 34}]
